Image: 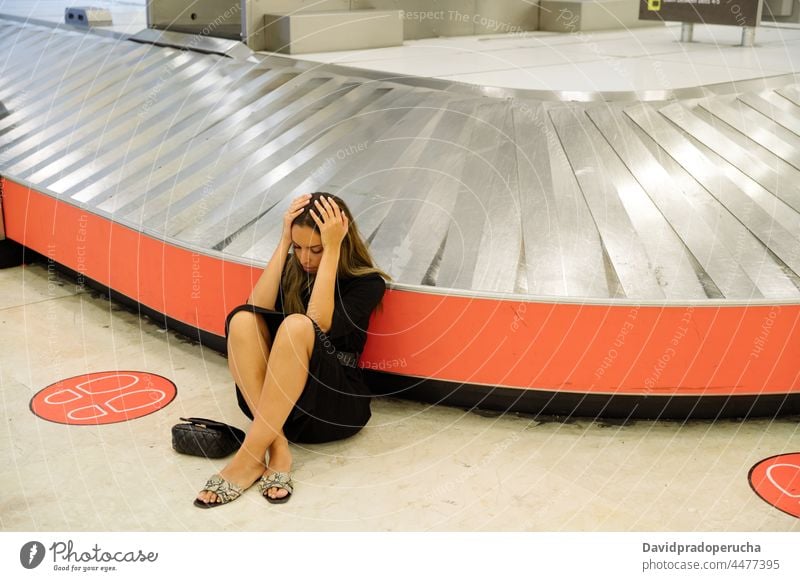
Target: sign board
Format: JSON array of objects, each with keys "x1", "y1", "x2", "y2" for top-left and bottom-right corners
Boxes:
[{"x1": 639, "y1": 0, "x2": 763, "y2": 27}]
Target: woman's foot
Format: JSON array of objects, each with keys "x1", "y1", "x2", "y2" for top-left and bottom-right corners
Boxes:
[
  {"x1": 262, "y1": 437, "x2": 293, "y2": 501},
  {"x1": 195, "y1": 449, "x2": 265, "y2": 506}
]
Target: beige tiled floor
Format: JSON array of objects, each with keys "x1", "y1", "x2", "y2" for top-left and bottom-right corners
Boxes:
[
  {"x1": 1, "y1": 261, "x2": 798, "y2": 531},
  {"x1": 293, "y1": 22, "x2": 800, "y2": 92}
]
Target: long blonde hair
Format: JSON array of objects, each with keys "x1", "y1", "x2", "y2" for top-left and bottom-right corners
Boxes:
[{"x1": 282, "y1": 192, "x2": 392, "y2": 315}]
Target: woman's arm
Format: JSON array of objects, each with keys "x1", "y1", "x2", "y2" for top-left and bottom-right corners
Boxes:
[
  {"x1": 246, "y1": 236, "x2": 291, "y2": 309},
  {"x1": 247, "y1": 195, "x2": 312, "y2": 308},
  {"x1": 306, "y1": 196, "x2": 348, "y2": 333},
  {"x1": 306, "y1": 245, "x2": 340, "y2": 333}
]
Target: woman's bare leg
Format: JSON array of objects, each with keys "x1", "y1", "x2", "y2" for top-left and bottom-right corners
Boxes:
[
  {"x1": 263, "y1": 431, "x2": 293, "y2": 500},
  {"x1": 227, "y1": 310, "x2": 271, "y2": 413},
  {"x1": 241, "y1": 314, "x2": 313, "y2": 500},
  {"x1": 224, "y1": 310, "x2": 292, "y2": 498},
  {"x1": 196, "y1": 313, "x2": 314, "y2": 504}
]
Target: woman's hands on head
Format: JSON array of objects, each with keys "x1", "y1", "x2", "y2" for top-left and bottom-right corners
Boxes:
[
  {"x1": 310, "y1": 195, "x2": 349, "y2": 250},
  {"x1": 281, "y1": 194, "x2": 312, "y2": 243}
]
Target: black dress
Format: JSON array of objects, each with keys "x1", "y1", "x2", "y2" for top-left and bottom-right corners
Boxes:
[{"x1": 223, "y1": 271, "x2": 386, "y2": 444}]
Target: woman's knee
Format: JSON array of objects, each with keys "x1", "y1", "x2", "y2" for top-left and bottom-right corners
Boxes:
[
  {"x1": 228, "y1": 310, "x2": 270, "y2": 346},
  {"x1": 275, "y1": 314, "x2": 315, "y2": 349}
]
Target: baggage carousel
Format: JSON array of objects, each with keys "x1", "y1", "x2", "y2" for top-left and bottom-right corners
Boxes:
[{"x1": 1, "y1": 18, "x2": 798, "y2": 419}]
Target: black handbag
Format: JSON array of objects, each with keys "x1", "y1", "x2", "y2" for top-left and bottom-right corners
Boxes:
[{"x1": 171, "y1": 417, "x2": 246, "y2": 458}]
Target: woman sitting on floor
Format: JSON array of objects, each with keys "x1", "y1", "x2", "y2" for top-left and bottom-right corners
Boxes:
[{"x1": 195, "y1": 192, "x2": 390, "y2": 507}]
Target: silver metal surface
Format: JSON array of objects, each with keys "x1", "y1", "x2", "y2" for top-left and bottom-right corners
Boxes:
[
  {"x1": 681, "y1": 22, "x2": 694, "y2": 43},
  {"x1": 741, "y1": 26, "x2": 756, "y2": 47},
  {"x1": 1, "y1": 18, "x2": 799, "y2": 305},
  {"x1": 130, "y1": 28, "x2": 254, "y2": 59}
]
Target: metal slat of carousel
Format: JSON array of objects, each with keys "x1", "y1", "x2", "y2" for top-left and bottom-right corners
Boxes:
[{"x1": 1, "y1": 18, "x2": 799, "y2": 419}]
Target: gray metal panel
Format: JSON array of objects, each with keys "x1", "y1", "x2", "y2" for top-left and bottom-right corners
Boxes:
[
  {"x1": 690, "y1": 99, "x2": 800, "y2": 212},
  {"x1": 623, "y1": 110, "x2": 767, "y2": 299},
  {"x1": 0, "y1": 30, "x2": 65, "y2": 97},
  {"x1": 366, "y1": 99, "x2": 512, "y2": 288},
  {"x1": 738, "y1": 90, "x2": 800, "y2": 137},
  {"x1": 549, "y1": 106, "x2": 668, "y2": 299},
  {"x1": 27, "y1": 60, "x2": 280, "y2": 190},
  {"x1": 224, "y1": 90, "x2": 443, "y2": 259},
  {"x1": 49, "y1": 55, "x2": 257, "y2": 199},
  {"x1": 323, "y1": 97, "x2": 459, "y2": 246},
  {"x1": 0, "y1": 40, "x2": 88, "y2": 99},
  {"x1": 777, "y1": 85, "x2": 800, "y2": 108},
  {"x1": 355, "y1": 104, "x2": 469, "y2": 282},
  {"x1": 1, "y1": 44, "x2": 181, "y2": 174},
  {"x1": 166, "y1": 81, "x2": 417, "y2": 244},
  {"x1": 218, "y1": 86, "x2": 418, "y2": 245},
  {"x1": 466, "y1": 101, "x2": 524, "y2": 293},
  {"x1": 511, "y1": 100, "x2": 611, "y2": 298},
  {"x1": 625, "y1": 103, "x2": 800, "y2": 298},
  {"x1": 0, "y1": 37, "x2": 124, "y2": 138},
  {"x1": 659, "y1": 102, "x2": 800, "y2": 254},
  {"x1": 176, "y1": 82, "x2": 412, "y2": 247},
  {"x1": 320, "y1": 96, "x2": 478, "y2": 274},
  {"x1": 588, "y1": 104, "x2": 760, "y2": 299},
  {"x1": 224, "y1": 88, "x2": 442, "y2": 260},
  {"x1": 428, "y1": 102, "x2": 527, "y2": 292},
  {"x1": 148, "y1": 76, "x2": 366, "y2": 239},
  {"x1": 578, "y1": 103, "x2": 709, "y2": 300},
  {"x1": 700, "y1": 96, "x2": 800, "y2": 172},
  {"x1": 102, "y1": 72, "x2": 330, "y2": 218},
  {"x1": 130, "y1": 28, "x2": 255, "y2": 60}
]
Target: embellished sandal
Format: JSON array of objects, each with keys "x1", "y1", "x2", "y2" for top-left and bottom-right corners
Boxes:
[
  {"x1": 193, "y1": 473, "x2": 245, "y2": 509},
  {"x1": 257, "y1": 471, "x2": 294, "y2": 504}
]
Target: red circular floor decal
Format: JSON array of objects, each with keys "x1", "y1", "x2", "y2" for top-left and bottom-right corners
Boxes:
[
  {"x1": 749, "y1": 453, "x2": 800, "y2": 519},
  {"x1": 30, "y1": 371, "x2": 176, "y2": 425}
]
